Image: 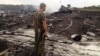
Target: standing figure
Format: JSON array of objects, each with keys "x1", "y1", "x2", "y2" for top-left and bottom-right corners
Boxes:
[{"x1": 33, "y1": 3, "x2": 48, "y2": 56}]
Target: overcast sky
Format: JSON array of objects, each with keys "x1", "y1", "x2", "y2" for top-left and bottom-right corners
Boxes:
[{"x1": 0, "y1": 0, "x2": 100, "y2": 12}]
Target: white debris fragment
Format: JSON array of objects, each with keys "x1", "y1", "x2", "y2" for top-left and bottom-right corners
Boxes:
[
  {"x1": 87, "y1": 32, "x2": 96, "y2": 36},
  {"x1": 71, "y1": 34, "x2": 79, "y2": 38}
]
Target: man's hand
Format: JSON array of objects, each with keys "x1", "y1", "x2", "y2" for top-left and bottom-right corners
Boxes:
[
  {"x1": 44, "y1": 32, "x2": 49, "y2": 39},
  {"x1": 44, "y1": 32, "x2": 48, "y2": 37}
]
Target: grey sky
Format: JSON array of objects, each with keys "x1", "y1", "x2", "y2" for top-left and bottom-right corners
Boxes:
[{"x1": 0, "y1": 0, "x2": 100, "y2": 12}]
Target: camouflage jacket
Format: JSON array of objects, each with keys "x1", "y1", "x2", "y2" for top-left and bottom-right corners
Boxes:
[{"x1": 33, "y1": 11, "x2": 46, "y2": 30}]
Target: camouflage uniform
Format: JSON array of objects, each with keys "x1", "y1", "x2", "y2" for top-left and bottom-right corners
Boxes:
[{"x1": 33, "y1": 11, "x2": 46, "y2": 56}]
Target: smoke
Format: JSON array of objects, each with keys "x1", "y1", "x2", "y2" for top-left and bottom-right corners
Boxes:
[
  {"x1": 33, "y1": 0, "x2": 61, "y2": 13},
  {"x1": 1, "y1": 0, "x2": 100, "y2": 13}
]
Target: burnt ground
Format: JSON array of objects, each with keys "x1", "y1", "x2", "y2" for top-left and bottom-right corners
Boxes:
[
  {"x1": 0, "y1": 10, "x2": 100, "y2": 56},
  {"x1": 48, "y1": 11, "x2": 100, "y2": 37},
  {"x1": 0, "y1": 29, "x2": 100, "y2": 56}
]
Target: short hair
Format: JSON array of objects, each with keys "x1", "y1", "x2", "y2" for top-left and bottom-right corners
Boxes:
[{"x1": 40, "y1": 3, "x2": 46, "y2": 7}]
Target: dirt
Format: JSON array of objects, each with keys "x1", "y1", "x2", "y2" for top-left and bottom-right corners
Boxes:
[
  {"x1": 0, "y1": 29, "x2": 100, "y2": 56},
  {"x1": 0, "y1": 9, "x2": 100, "y2": 56},
  {"x1": 47, "y1": 11, "x2": 100, "y2": 37}
]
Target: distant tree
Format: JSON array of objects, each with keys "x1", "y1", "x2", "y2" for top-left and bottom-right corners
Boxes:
[{"x1": 84, "y1": 5, "x2": 100, "y2": 9}]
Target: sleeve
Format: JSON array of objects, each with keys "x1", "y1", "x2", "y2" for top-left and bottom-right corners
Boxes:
[{"x1": 41, "y1": 13, "x2": 46, "y2": 21}]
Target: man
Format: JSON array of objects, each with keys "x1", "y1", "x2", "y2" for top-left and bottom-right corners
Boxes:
[{"x1": 33, "y1": 3, "x2": 48, "y2": 56}]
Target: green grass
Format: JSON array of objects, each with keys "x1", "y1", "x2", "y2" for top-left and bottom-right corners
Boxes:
[
  {"x1": 82, "y1": 8, "x2": 100, "y2": 12},
  {"x1": 78, "y1": 8, "x2": 100, "y2": 12}
]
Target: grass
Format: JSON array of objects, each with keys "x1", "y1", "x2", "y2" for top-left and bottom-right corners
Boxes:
[{"x1": 77, "y1": 8, "x2": 100, "y2": 12}]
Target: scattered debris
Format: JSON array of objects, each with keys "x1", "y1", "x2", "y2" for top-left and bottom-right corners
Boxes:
[
  {"x1": 71, "y1": 34, "x2": 82, "y2": 42},
  {"x1": 0, "y1": 5, "x2": 100, "y2": 56}
]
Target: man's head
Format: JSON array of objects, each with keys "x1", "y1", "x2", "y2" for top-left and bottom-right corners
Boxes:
[{"x1": 40, "y1": 3, "x2": 46, "y2": 12}]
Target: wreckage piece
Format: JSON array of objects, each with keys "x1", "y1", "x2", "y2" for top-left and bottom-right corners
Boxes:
[
  {"x1": 54, "y1": 5, "x2": 72, "y2": 14},
  {"x1": 0, "y1": 39, "x2": 8, "y2": 52},
  {"x1": 54, "y1": 19, "x2": 73, "y2": 34},
  {"x1": 71, "y1": 34, "x2": 82, "y2": 42},
  {"x1": 0, "y1": 48, "x2": 10, "y2": 56}
]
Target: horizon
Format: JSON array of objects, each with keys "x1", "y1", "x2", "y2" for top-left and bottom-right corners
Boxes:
[{"x1": 0, "y1": 0, "x2": 100, "y2": 12}]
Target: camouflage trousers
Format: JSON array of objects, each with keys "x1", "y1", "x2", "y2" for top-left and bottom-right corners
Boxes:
[{"x1": 34, "y1": 29, "x2": 45, "y2": 56}]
